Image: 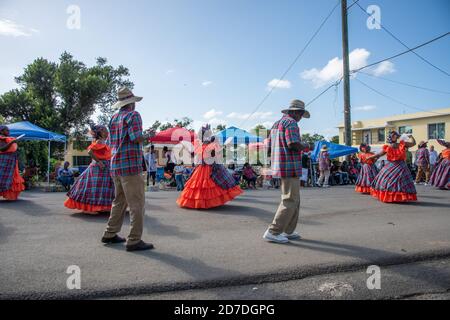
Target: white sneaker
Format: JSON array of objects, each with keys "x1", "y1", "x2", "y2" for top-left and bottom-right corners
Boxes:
[
  {"x1": 323, "y1": 185, "x2": 330, "y2": 188},
  {"x1": 281, "y1": 232, "x2": 302, "y2": 240},
  {"x1": 424, "y1": 183, "x2": 429, "y2": 186},
  {"x1": 263, "y1": 230, "x2": 289, "y2": 244}
]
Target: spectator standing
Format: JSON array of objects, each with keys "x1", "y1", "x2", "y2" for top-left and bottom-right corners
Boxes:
[
  {"x1": 318, "y1": 145, "x2": 331, "y2": 188},
  {"x1": 415, "y1": 141, "x2": 430, "y2": 185},
  {"x1": 429, "y1": 145, "x2": 438, "y2": 174},
  {"x1": 174, "y1": 162, "x2": 185, "y2": 191}
]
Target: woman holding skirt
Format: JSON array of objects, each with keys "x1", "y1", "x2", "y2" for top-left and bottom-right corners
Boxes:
[
  {"x1": 429, "y1": 139, "x2": 450, "y2": 190},
  {"x1": 0, "y1": 125, "x2": 25, "y2": 201},
  {"x1": 64, "y1": 125, "x2": 115, "y2": 214},
  {"x1": 369, "y1": 131, "x2": 417, "y2": 203},
  {"x1": 177, "y1": 125, "x2": 242, "y2": 209},
  {"x1": 355, "y1": 143, "x2": 378, "y2": 194}
]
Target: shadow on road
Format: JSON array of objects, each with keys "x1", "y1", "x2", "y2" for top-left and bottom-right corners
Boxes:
[{"x1": 287, "y1": 239, "x2": 450, "y2": 290}]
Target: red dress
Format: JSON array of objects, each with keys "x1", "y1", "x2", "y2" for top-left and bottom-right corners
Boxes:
[
  {"x1": 0, "y1": 137, "x2": 25, "y2": 201},
  {"x1": 355, "y1": 152, "x2": 378, "y2": 194},
  {"x1": 177, "y1": 143, "x2": 242, "y2": 209}
]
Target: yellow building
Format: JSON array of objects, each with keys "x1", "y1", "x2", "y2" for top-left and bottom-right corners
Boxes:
[
  {"x1": 64, "y1": 138, "x2": 93, "y2": 171},
  {"x1": 338, "y1": 107, "x2": 450, "y2": 155}
]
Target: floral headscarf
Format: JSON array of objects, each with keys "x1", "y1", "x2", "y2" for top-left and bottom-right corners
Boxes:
[{"x1": 387, "y1": 131, "x2": 400, "y2": 144}]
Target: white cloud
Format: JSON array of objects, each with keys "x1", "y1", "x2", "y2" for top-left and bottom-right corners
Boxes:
[
  {"x1": 370, "y1": 61, "x2": 396, "y2": 77},
  {"x1": 203, "y1": 108, "x2": 223, "y2": 120},
  {"x1": 354, "y1": 105, "x2": 377, "y2": 112},
  {"x1": 202, "y1": 81, "x2": 213, "y2": 87},
  {"x1": 227, "y1": 111, "x2": 274, "y2": 120},
  {"x1": 0, "y1": 19, "x2": 39, "y2": 37},
  {"x1": 165, "y1": 69, "x2": 175, "y2": 75},
  {"x1": 301, "y1": 48, "x2": 371, "y2": 88},
  {"x1": 267, "y1": 79, "x2": 292, "y2": 90}
]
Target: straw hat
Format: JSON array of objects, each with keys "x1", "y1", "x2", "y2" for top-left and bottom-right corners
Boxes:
[
  {"x1": 282, "y1": 100, "x2": 310, "y2": 118},
  {"x1": 321, "y1": 145, "x2": 329, "y2": 152},
  {"x1": 112, "y1": 87, "x2": 143, "y2": 110},
  {"x1": 418, "y1": 140, "x2": 428, "y2": 148}
]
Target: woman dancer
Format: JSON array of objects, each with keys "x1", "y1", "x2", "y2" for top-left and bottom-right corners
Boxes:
[
  {"x1": 429, "y1": 139, "x2": 450, "y2": 190},
  {"x1": 64, "y1": 125, "x2": 115, "y2": 214},
  {"x1": 0, "y1": 125, "x2": 25, "y2": 201},
  {"x1": 369, "y1": 131, "x2": 417, "y2": 203},
  {"x1": 355, "y1": 143, "x2": 378, "y2": 194},
  {"x1": 177, "y1": 125, "x2": 242, "y2": 209}
]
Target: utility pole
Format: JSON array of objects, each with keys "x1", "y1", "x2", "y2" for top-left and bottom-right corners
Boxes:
[{"x1": 341, "y1": 0, "x2": 352, "y2": 148}]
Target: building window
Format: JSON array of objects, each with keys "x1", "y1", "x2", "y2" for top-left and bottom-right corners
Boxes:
[
  {"x1": 378, "y1": 129, "x2": 385, "y2": 143},
  {"x1": 73, "y1": 156, "x2": 91, "y2": 167},
  {"x1": 398, "y1": 126, "x2": 413, "y2": 135},
  {"x1": 428, "y1": 123, "x2": 445, "y2": 140},
  {"x1": 362, "y1": 130, "x2": 372, "y2": 144}
]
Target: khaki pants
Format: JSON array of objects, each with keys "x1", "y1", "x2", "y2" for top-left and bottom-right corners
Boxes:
[
  {"x1": 269, "y1": 177, "x2": 301, "y2": 235},
  {"x1": 318, "y1": 170, "x2": 330, "y2": 186},
  {"x1": 416, "y1": 165, "x2": 430, "y2": 184},
  {"x1": 103, "y1": 175, "x2": 146, "y2": 246}
]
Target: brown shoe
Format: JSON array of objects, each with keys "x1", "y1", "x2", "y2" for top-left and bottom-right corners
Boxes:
[
  {"x1": 101, "y1": 235, "x2": 126, "y2": 244},
  {"x1": 126, "y1": 240, "x2": 154, "y2": 252}
]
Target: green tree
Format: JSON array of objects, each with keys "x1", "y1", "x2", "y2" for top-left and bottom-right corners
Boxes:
[
  {"x1": 90, "y1": 57, "x2": 134, "y2": 126},
  {"x1": 0, "y1": 52, "x2": 133, "y2": 136},
  {"x1": 301, "y1": 133, "x2": 325, "y2": 145},
  {"x1": 214, "y1": 124, "x2": 226, "y2": 132},
  {"x1": 330, "y1": 135, "x2": 340, "y2": 144}
]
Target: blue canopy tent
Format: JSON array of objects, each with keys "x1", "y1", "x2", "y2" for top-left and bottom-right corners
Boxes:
[
  {"x1": 215, "y1": 126, "x2": 263, "y2": 163},
  {"x1": 215, "y1": 126, "x2": 263, "y2": 145},
  {"x1": 7, "y1": 121, "x2": 67, "y2": 184},
  {"x1": 311, "y1": 141, "x2": 358, "y2": 162}
]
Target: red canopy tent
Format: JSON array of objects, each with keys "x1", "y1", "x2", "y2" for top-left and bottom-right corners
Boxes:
[{"x1": 148, "y1": 127, "x2": 196, "y2": 145}]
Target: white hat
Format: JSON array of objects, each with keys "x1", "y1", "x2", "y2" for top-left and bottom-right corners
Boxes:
[{"x1": 112, "y1": 87, "x2": 143, "y2": 110}]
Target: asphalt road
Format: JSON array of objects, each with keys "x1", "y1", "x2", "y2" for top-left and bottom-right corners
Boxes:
[{"x1": 0, "y1": 185, "x2": 449, "y2": 299}]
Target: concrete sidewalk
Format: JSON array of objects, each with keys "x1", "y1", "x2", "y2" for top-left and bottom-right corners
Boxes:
[{"x1": 0, "y1": 185, "x2": 449, "y2": 299}]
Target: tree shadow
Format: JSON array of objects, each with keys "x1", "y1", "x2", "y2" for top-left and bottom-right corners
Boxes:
[
  {"x1": 0, "y1": 220, "x2": 16, "y2": 245},
  {"x1": 144, "y1": 216, "x2": 200, "y2": 240},
  {"x1": 0, "y1": 199, "x2": 53, "y2": 216},
  {"x1": 287, "y1": 239, "x2": 450, "y2": 290}
]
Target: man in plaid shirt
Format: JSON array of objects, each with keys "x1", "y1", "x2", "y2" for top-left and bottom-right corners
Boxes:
[
  {"x1": 264, "y1": 100, "x2": 310, "y2": 244},
  {"x1": 102, "y1": 87, "x2": 154, "y2": 252}
]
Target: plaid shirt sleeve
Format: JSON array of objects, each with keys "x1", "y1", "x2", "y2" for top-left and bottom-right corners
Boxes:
[
  {"x1": 127, "y1": 111, "x2": 143, "y2": 142},
  {"x1": 285, "y1": 121, "x2": 300, "y2": 146}
]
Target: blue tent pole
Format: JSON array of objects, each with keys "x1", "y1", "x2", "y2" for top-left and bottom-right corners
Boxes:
[{"x1": 47, "y1": 140, "x2": 51, "y2": 186}]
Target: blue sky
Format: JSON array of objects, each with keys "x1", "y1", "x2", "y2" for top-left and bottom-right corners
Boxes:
[{"x1": 1, "y1": 0, "x2": 449, "y2": 138}]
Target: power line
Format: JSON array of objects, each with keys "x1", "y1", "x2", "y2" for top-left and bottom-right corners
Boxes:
[
  {"x1": 347, "y1": 0, "x2": 361, "y2": 10},
  {"x1": 354, "y1": 0, "x2": 450, "y2": 77},
  {"x1": 306, "y1": 78, "x2": 343, "y2": 107},
  {"x1": 357, "y1": 70, "x2": 450, "y2": 95},
  {"x1": 350, "y1": 32, "x2": 450, "y2": 74},
  {"x1": 238, "y1": 0, "x2": 340, "y2": 128},
  {"x1": 354, "y1": 78, "x2": 447, "y2": 115}
]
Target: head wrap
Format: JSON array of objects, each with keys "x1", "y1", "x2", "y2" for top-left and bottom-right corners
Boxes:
[
  {"x1": 387, "y1": 131, "x2": 399, "y2": 144},
  {"x1": 199, "y1": 124, "x2": 212, "y2": 143},
  {"x1": 0, "y1": 125, "x2": 8, "y2": 134},
  {"x1": 359, "y1": 143, "x2": 368, "y2": 153},
  {"x1": 89, "y1": 125, "x2": 107, "y2": 139}
]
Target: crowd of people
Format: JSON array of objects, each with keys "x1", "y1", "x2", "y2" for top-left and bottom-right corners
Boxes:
[{"x1": 1, "y1": 88, "x2": 449, "y2": 249}]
